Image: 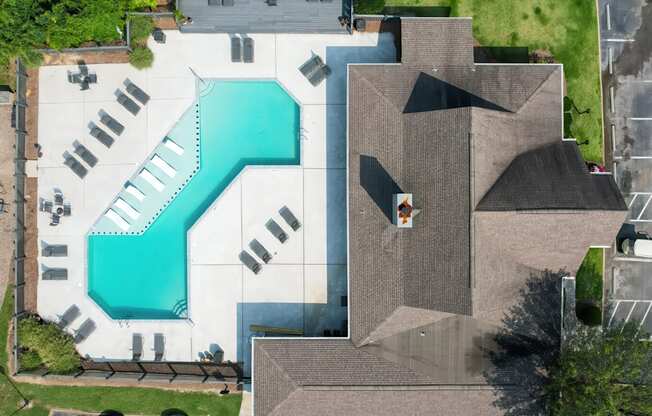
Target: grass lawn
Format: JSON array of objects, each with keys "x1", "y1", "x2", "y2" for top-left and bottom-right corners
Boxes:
[
  {"x1": 354, "y1": 0, "x2": 604, "y2": 163},
  {"x1": 0, "y1": 289, "x2": 242, "y2": 416},
  {"x1": 575, "y1": 247, "x2": 604, "y2": 303}
]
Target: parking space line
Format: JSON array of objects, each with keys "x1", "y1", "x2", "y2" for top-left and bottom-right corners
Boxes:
[
  {"x1": 611, "y1": 124, "x2": 616, "y2": 153},
  {"x1": 606, "y1": 4, "x2": 612, "y2": 31},
  {"x1": 609, "y1": 47, "x2": 613, "y2": 74},
  {"x1": 622, "y1": 302, "x2": 637, "y2": 332},
  {"x1": 614, "y1": 156, "x2": 652, "y2": 160},
  {"x1": 608, "y1": 301, "x2": 620, "y2": 327},
  {"x1": 630, "y1": 117, "x2": 652, "y2": 121},
  {"x1": 603, "y1": 38, "x2": 635, "y2": 42},
  {"x1": 638, "y1": 303, "x2": 652, "y2": 335},
  {"x1": 628, "y1": 193, "x2": 639, "y2": 208},
  {"x1": 610, "y1": 86, "x2": 615, "y2": 113}
]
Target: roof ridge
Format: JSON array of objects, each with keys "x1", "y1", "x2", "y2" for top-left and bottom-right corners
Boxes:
[
  {"x1": 513, "y1": 66, "x2": 561, "y2": 113},
  {"x1": 257, "y1": 343, "x2": 300, "y2": 415},
  {"x1": 350, "y1": 66, "x2": 404, "y2": 113}
]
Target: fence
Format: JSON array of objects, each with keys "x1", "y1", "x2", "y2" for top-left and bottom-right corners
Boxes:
[
  {"x1": 19, "y1": 360, "x2": 243, "y2": 385},
  {"x1": 12, "y1": 59, "x2": 28, "y2": 375}
]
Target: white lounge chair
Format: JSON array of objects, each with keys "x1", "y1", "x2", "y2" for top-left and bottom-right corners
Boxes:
[
  {"x1": 115, "y1": 197, "x2": 140, "y2": 220},
  {"x1": 139, "y1": 168, "x2": 164, "y2": 192},
  {"x1": 151, "y1": 155, "x2": 177, "y2": 178},
  {"x1": 105, "y1": 208, "x2": 130, "y2": 231},
  {"x1": 125, "y1": 184, "x2": 145, "y2": 201},
  {"x1": 163, "y1": 137, "x2": 184, "y2": 155}
]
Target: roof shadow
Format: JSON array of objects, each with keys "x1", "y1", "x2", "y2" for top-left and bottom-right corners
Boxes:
[
  {"x1": 403, "y1": 72, "x2": 507, "y2": 113},
  {"x1": 359, "y1": 155, "x2": 402, "y2": 222}
]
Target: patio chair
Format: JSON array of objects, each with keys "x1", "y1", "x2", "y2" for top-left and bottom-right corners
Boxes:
[
  {"x1": 239, "y1": 250, "x2": 262, "y2": 274},
  {"x1": 265, "y1": 219, "x2": 288, "y2": 243},
  {"x1": 80, "y1": 79, "x2": 90, "y2": 91},
  {"x1": 308, "y1": 64, "x2": 332, "y2": 86},
  {"x1": 63, "y1": 152, "x2": 89, "y2": 179},
  {"x1": 124, "y1": 79, "x2": 151, "y2": 105},
  {"x1": 299, "y1": 55, "x2": 323, "y2": 78},
  {"x1": 42, "y1": 244, "x2": 68, "y2": 257},
  {"x1": 222, "y1": 0, "x2": 234, "y2": 6},
  {"x1": 57, "y1": 305, "x2": 80, "y2": 329},
  {"x1": 68, "y1": 71, "x2": 82, "y2": 84},
  {"x1": 42, "y1": 268, "x2": 67, "y2": 280},
  {"x1": 73, "y1": 142, "x2": 98, "y2": 167},
  {"x1": 0, "y1": 198, "x2": 6, "y2": 213},
  {"x1": 74, "y1": 318, "x2": 96, "y2": 344},
  {"x1": 231, "y1": 37, "x2": 242, "y2": 62},
  {"x1": 243, "y1": 37, "x2": 254, "y2": 63},
  {"x1": 50, "y1": 213, "x2": 60, "y2": 226},
  {"x1": 63, "y1": 203, "x2": 71, "y2": 216},
  {"x1": 39, "y1": 199, "x2": 53, "y2": 213},
  {"x1": 132, "y1": 333, "x2": 143, "y2": 361},
  {"x1": 117, "y1": 91, "x2": 141, "y2": 115},
  {"x1": 266, "y1": 0, "x2": 277, "y2": 5},
  {"x1": 154, "y1": 333, "x2": 165, "y2": 361},
  {"x1": 208, "y1": 0, "x2": 220, "y2": 4},
  {"x1": 89, "y1": 126, "x2": 115, "y2": 148},
  {"x1": 99, "y1": 112, "x2": 125, "y2": 135},
  {"x1": 279, "y1": 206, "x2": 301, "y2": 231},
  {"x1": 249, "y1": 239, "x2": 272, "y2": 263},
  {"x1": 87, "y1": 73, "x2": 97, "y2": 84},
  {"x1": 54, "y1": 190, "x2": 64, "y2": 206}
]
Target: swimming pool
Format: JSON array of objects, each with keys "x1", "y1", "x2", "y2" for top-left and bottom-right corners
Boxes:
[{"x1": 87, "y1": 81, "x2": 301, "y2": 319}]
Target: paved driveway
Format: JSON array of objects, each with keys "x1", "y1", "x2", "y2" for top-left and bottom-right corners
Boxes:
[{"x1": 601, "y1": 0, "x2": 652, "y2": 337}]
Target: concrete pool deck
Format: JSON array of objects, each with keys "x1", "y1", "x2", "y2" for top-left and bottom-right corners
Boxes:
[{"x1": 36, "y1": 31, "x2": 395, "y2": 367}]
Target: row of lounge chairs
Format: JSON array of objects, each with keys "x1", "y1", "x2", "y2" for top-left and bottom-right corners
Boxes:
[
  {"x1": 56, "y1": 305, "x2": 96, "y2": 344},
  {"x1": 299, "y1": 54, "x2": 332, "y2": 86},
  {"x1": 239, "y1": 206, "x2": 302, "y2": 274},
  {"x1": 132, "y1": 333, "x2": 165, "y2": 361},
  {"x1": 103, "y1": 141, "x2": 183, "y2": 232},
  {"x1": 42, "y1": 243, "x2": 68, "y2": 257},
  {"x1": 208, "y1": 0, "x2": 234, "y2": 6},
  {"x1": 62, "y1": 78, "x2": 150, "y2": 179},
  {"x1": 42, "y1": 267, "x2": 68, "y2": 280},
  {"x1": 231, "y1": 36, "x2": 254, "y2": 63}
]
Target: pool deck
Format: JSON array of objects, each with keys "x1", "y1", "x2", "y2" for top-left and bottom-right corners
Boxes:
[{"x1": 36, "y1": 31, "x2": 395, "y2": 368}]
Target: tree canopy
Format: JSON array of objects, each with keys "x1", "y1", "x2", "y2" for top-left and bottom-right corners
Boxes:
[
  {"x1": 0, "y1": 0, "x2": 153, "y2": 66},
  {"x1": 546, "y1": 322, "x2": 652, "y2": 415}
]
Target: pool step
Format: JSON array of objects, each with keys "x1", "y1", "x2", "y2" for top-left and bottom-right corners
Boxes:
[{"x1": 172, "y1": 299, "x2": 188, "y2": 318}]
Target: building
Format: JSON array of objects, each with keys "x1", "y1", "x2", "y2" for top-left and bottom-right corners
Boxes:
[{"x1": 252, "y1": 18, "x2": 627, "y2": 415}]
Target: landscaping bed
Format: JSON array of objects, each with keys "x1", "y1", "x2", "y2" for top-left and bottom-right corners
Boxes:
[
  {"x1": 575, "y1": 247, "x2": 604, "y2": 326},
  {"x1": 353, "y1": 0, "x2": 604, "y2": 163},
  {"x1": 1, "y1": 289, "x2": 242, "y2": 415}
]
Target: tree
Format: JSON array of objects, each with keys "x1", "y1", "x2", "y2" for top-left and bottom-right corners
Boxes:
[{"x1": 546, "y1": 322, "x2": 652, "y2": 415}]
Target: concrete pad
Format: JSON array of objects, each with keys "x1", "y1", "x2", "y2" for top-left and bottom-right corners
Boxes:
[
  {"x1": 189, "y1": 177, "x2": 242, "y2": 265},
  {"x1": 302, "y1": 104, "x2": 346, "y2": 169},
  {"x1": 303, "y1": 168, "x2": 346, "y2": 264}
]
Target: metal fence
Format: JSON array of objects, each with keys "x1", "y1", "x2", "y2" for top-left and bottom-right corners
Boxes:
[{"x1": 12, "y1": 58, "x2": 28, "y2": 375}]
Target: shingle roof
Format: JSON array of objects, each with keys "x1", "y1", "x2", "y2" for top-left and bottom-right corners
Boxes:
[
  {"x1": 253, "y1": 18, "x2": 627, "y2": 416},
  {"x1": 477, "y1": 141, "x2": 627, "y2": 211},
  {"x1": 401, "y1": 18, "x2": 474, "y2": 67}
]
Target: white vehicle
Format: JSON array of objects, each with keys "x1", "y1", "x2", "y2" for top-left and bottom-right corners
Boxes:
[{"x1": 621, "y1": 237, "x2": 652, "y2": 258}]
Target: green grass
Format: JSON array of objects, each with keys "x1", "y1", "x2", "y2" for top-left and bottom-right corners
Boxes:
[
  {"x1": 353, "y1": 0, "x2": 604, "y2": 163},
  {"x1": 576, "y1": 247, "x2": 604, "y2": 303},
  {"x1": 0, "y1": 289, "x2": 242, "y2": 416}
]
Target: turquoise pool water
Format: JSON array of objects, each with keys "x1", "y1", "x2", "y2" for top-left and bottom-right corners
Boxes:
[{"x1": 88, "y1": 81, "x2": 301, "y2": 319}]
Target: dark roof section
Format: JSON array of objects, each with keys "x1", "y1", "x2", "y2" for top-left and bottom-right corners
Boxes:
[
  {"x1": 177, "y1": 0, "x2": 348, "y2": 33},
  {"x1": 253, "y1": 341, "x2": 298, "y2": 416},
  {"x1": 401, "y1": 18, "x2": 474, "y2": 67},
  {"x1": 477, "y1": 141, "x2": 627, "y2": 211}
]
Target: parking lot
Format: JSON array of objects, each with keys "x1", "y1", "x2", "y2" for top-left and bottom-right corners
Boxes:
[{"x1": 601, "y1": 0, "x2": 652, "y2": 337}]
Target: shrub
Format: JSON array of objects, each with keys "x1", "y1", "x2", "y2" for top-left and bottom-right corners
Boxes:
[
  {"x1": 17, "y1": 315, "x2": 80, "y2": 374},
  {"x1": 128, "y1": 0, "x2": 158, "y2": 10},
  {"x1": 353, "y1": 0, "x2": 385, "y2": 15},
  {"x1": 129, "y1": 46, "x2": 154, "y2": 69},
  {"x1": 576, "y1": 301, "x2": 602, "y2": 326},
  {"x1": 19, "y1": 349, "x2": 43, "y2": 371},
  {"x1": 129, "y1": 15, "x2": 155, "y2": 46}
]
